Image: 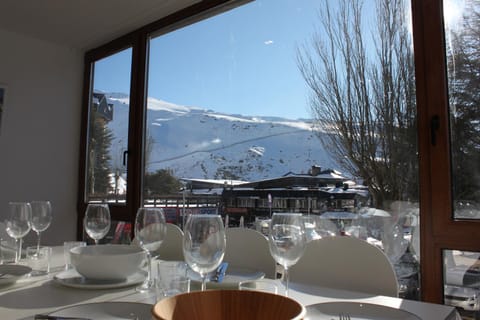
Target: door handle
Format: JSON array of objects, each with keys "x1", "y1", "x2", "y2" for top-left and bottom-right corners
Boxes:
[
  {"x1": 431, "y1": 115, "x2": 440, "y2": 146},
  {"x1": 122, "y1": 150, "x2": 129, "y2": 166}
]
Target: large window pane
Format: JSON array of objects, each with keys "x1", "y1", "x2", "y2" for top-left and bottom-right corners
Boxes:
[
  {"x1": 444, "y1": 0, "x2": 480, "y2": 220},
  {"x1": 86, "y1": 48, "x2": 132, "y2": 203},
  {"x1": 145, "y1": 0, "x2": 419, "y2": 299}
]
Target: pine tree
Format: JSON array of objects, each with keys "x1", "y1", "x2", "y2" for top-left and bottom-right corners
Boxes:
[{"x1": 87, "y1": 107, "x2": 113, "y2": 197}]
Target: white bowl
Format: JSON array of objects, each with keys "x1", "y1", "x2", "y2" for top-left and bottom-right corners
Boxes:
[{"x1": 70, "y1": 244, "x2": 145, "y2": 280}]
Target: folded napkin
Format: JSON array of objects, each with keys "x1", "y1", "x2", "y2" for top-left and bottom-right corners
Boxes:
[{"x1": 215, "y1": 262, "x2": 229, "y2": 283}]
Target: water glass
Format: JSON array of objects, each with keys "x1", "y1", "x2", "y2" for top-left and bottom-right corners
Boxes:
[
  {"x1": 6, "y1": 202, "x2": 32, "y2": 263},
  {"x1": 183, "y1": 214, "x2": 226, "y2": 291},
  {"x1": 135, "y1": 207, "x2": 167, "y2": 292},
  {"x1": 30, "y1": 201, "x2": 53, "y2": 254},
  {"x1": 268, "y1": 213, "x2": 306, "y2": 297},
  {"x1": 84, "y1": 203, "x2": 111, "y2": 245},
  {"x1": 0, "y1": 238, "x2": 16, "y2": 264},
  {"x1": 63, "y1": 241, "x2": 87, "y2": 270},
  {"x1": 26, "y1": 246, "x2": 52, "y2": 276},
  {"x1": 156, "y1": 261, "x2": 190, "y2": 299}
]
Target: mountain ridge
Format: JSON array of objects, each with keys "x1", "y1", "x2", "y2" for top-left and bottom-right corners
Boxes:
[{"x1": 103, "y1": 93, "x2": 347, "y2": 182}]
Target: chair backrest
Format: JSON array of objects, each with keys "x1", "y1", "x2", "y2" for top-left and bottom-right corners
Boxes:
[
  {"x1": 224, "y1": 227, "x2": 277, "y2": 279},
  {"x1": 156, "y1": 223, "x2": 184, "y2": 261},
  {"x1": 289, "y1": 235, "x2": 398, "y2": 297}
]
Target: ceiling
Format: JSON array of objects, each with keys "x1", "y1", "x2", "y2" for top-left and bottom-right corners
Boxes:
[{"x1": 0, "y1": 0, "x2": 200, "y2": 51}]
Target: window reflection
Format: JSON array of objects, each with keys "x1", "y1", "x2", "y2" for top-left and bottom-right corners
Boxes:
[
  {"x1": 444, "y1": 249, "x2": 480, "y2": 318},
  {"x1": 444, "y1": 0, "x2": 480, "y2": 220},
  {"x1": 86, "y1": 49, "x2": 132, "y2": 203},
  {"x1": 144, "y1": 0, "x2": 419, "y2": 300}
]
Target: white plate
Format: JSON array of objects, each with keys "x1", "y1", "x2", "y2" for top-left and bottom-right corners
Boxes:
[
  {"x1": 189, "y1": 266, "x2": 265, "y2": 289},
  {"x1": 49, "y1": 301, "x2": 152, "y2": 320},
  {"x1": 305, "y1": 302, "x2": 421, "y2": 320},
  {"x1": 53, "y1": 269, "x2": 146, "y2": 289},
  {"x1": 0, "y1": 264, "x2": 32, "y2": 286}
]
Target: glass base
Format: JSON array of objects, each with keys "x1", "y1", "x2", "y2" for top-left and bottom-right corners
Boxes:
[
  {"x1": 29, "y1": 270, "x2": 48, "y2": 277},
  {"x1": 136, "y1": 279, "x2": 154, "y2": 292}
]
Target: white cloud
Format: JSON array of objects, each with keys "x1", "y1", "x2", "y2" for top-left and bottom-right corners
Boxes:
[{"x1": 264, "y1": 40, "x2": 274, "y2": 45}]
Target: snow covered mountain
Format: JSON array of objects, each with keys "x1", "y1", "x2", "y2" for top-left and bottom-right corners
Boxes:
[{"x1": 105, "y1": 93, "x2": 345, "y2": 181}]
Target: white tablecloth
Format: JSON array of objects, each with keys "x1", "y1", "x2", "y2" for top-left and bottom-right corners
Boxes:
[{"x1": 0, "y1": 246, "x2": 461, "y2": 320}]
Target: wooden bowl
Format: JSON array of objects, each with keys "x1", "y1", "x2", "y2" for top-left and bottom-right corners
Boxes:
[{"x1": 152, "y1": 289, "x2": 305, "y2": 320}]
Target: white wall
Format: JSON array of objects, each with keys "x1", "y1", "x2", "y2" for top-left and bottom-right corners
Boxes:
[{"x1": 0, "y1": 28, "x2": 83, "y2": 245}]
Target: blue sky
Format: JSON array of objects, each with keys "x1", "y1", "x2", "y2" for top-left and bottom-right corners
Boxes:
[
  {"x1": 94, "y1": 0, "x2": 412, "y2": 120},
  {"x1": 147, "y1": 0, "x2": 321, "y2": 120},
  {"x1": 94, "y1": 0, "x2": 321, "y2": 120}
]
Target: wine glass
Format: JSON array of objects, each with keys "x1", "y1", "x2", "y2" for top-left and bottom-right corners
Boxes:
[
  {"x1": 183, "y1": 214, "x2": 226, "y2": 291},
  {"x1": 134, "y1": 207, "x2": 166, "y2": 292},
  {"x1": 30, "y1": 201, "x2": 53, "y2": 254},
  {"x1": 83, "y1": 203, "x2": 111, "y2": 245},
  {"x1": 268, "y1": 213, "x2": 306, "y2": 297},
  {"x1": 5, "y1": 202, "x2": 32, "y2": 263}
]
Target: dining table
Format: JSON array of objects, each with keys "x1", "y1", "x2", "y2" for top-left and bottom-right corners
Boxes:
[{"x1": 0, "y1": 245, "x2": 461, "y2": 320}]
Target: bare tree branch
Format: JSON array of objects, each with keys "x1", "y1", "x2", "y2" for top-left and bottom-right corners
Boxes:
[{"x1": 297, "y1": 0, "x2": 417, "y2": 208}]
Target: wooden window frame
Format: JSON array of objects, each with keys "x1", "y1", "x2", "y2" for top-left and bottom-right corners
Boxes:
[
  {"x1": 412, "y1": 0, "x2": 480, "y2": 303},
  {"x1": 77, "y1": 0, "x2": 480, "y2": 304},
  {"x1": 76, "y1": 0, "x2": 250, "y2": 238}
]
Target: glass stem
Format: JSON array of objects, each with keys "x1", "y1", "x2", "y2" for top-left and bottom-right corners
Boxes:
[
  {"x1": 201, "y1": 274, "x2": 207, "y2": 291},
  {"x1": 36, "y1": 231, "x2": 41, "y2": 254},
  {"x1": 15, "y1": 238, "x2": 22, "y2": 263},
  {"x1": 146, "y1": 251, "x2": 152, "y2": 284},
  {"x1": 284, "y1": 267, "x2": 290, "y2": 297}
]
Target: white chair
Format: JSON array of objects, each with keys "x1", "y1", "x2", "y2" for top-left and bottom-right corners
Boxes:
[
  {"x1": 224, "y1": 227, "x2": 277, "y2": 279},
  {"x1": 289, "y1": 235, "x2": 398, "y2": 297},
  {"x1": 156, "y1": 223, "x2": 184, "y2": 261}
]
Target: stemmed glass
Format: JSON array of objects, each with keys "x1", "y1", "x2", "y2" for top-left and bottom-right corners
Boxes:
[
  {"x1": 183, "y1": 214, "x2": 226, "y2": 291},
  {"x1": 83, "y1": 203, "x2": 111, "y2": 245},
  {"x1": 30, "y1": 201, "x2": 53, "y2": 254},
  {"x1": 5, "y1": 202, "x2": 32, "y2": 263},
  {"x1": 134, "y1": 207, "x2": 167, "y2": 292},
  {"x1": 268, "y1": 213, "x2": 306, "y2": 297}
]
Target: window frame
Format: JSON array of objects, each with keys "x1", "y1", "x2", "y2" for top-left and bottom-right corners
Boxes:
[
  {"x1": 412, "y1": 0, "x2": 480, "y2": 303},
  {"x1": 77, "y1": 0, "x2": 480, "y2": 304},
  {"x1": 77, "y1": 34, "x2": 145, "y2": 237},
  {"x1": 76, "y1": 1, "x2": 251, "y2": 238}
]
